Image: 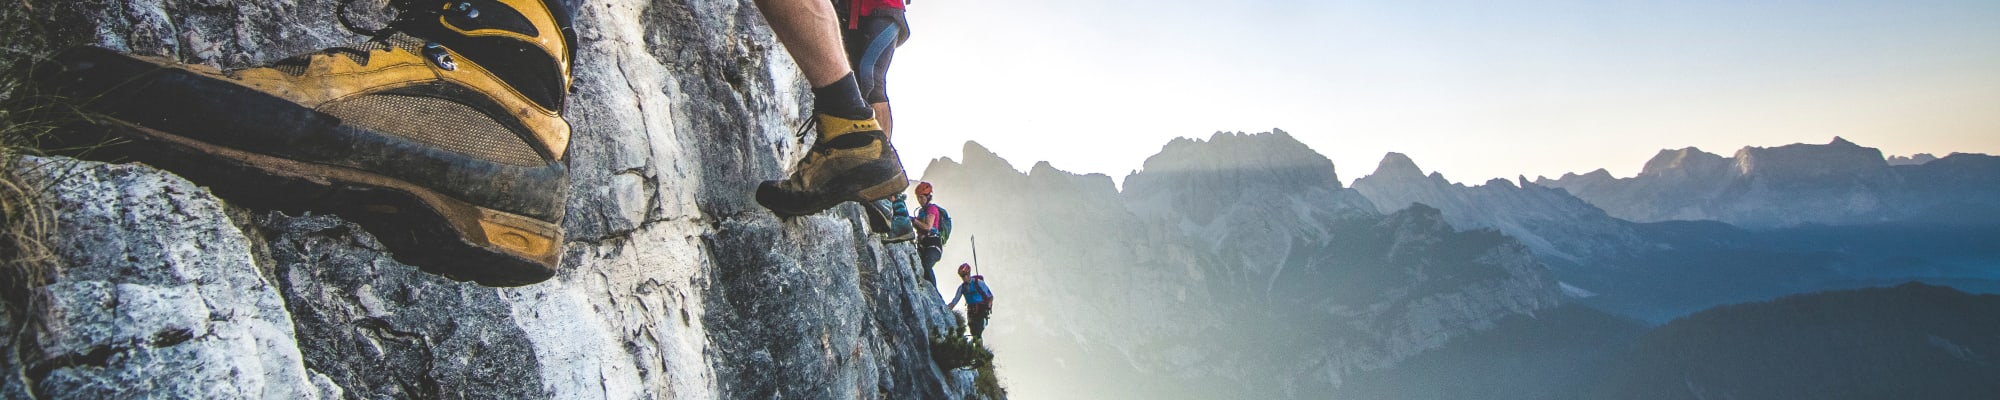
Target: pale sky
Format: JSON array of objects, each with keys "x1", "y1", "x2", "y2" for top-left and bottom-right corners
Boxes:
[{"x1": 883, "y1": 0, "x2": 2000, "y2": 186}]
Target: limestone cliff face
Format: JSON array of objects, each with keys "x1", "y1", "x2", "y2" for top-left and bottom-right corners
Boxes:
[{"x1": 5, "y1": 1, "x2": 992, "y2": 399}]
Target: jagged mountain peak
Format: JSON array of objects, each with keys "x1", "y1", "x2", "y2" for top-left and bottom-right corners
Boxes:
[
  {"x1": 1372, "y1": 152, "x2": 1427, "y2": 179},
  {"x1": 1029, "y1": 160, "x2": 1060, "y2": 175},
  {"x1": 1355, "y1": 150, "x2": 1647, "y2": 265},
  {"x1": 1639, "y1": 147, "x2": 1726, "y2": 177},
  {"x1": 958, "y1": 140, "x2": 1018, "y2": 174},
  {"x1": 1124, "y1": 130, "x2": 1343, "y2": 198},
  {"x1": 1028, "y1": 161, "x2": 1121, "y2": 198},
  {"x1": 1541, "y1": 136, "x2": 2000, "y2": 228},
  {"x1": 922, "y1": 141, "x2": 1031, "y2": 196},
  {"x1": 1733, "y1": 137, "x2": 1888, "y2": 177},
  {"x1": 1538, "y1": 168, "x2": 1614, "y2": 185}
]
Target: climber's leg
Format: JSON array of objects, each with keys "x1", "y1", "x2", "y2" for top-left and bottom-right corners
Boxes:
[{"x1": 752, "y1": 0, "x2": 909, "y2": 218}]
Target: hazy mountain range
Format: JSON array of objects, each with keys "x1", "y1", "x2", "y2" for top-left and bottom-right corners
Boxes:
[
  {"x1": 1350, "y1": 136, "x2": 2000, "y2": 322},
  {"x1": 923, "y1": 133, "x2": 1560, "y2": 399},
  {"x1": 923, "y1": 131, "x2": 2000, "y2": 399},
  {"x1": 1537, "y1": 137, "x2": 2000, "y2": 228}
]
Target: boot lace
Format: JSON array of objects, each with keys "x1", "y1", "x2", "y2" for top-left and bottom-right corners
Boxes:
[
  {"x1": 327, "y1": 0, "x2": 459, "y2": 70},
  {"x1": 795, "y1": 114, "x2": 820, "y2": 143}
]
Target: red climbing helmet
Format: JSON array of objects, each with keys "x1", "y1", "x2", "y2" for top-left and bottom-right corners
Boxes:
[{"x1": 958, "y1": 263, "x2": 972, "y2": 276}]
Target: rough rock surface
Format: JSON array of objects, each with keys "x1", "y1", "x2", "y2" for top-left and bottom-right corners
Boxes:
[
  {"x1": 7, "y1": 0, "x2": 992, "y2": 399},
  {"x1": 3, "y1": 159, "x2": 335, "y2": 399}
]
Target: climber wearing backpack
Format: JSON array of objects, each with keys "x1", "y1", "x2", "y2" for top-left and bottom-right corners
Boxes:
[
  {"x1": 946, "y1": 264, "x2": 995, "y2": 340},
  {"x1": 913, "y1": 182, "x2": 952, "y2": 283}
]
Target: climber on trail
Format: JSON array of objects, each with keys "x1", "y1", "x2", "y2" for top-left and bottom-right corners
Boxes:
[
  {"x1": 881, "y1": 193, "x2": 917, "y2": 243},
  {"x1": 41, "y1": 0, "x2": 911, "y2": 286},
  {"x1": 836, "y1": 0, "x2": 917, "y2": 242},
  {"x1": 835, "y1": 0, "x2": 909, "y2": 138},
  {"x1": 946, "y1": 263, "x2": 994, "y2": 340},
  {"x1": 913, "y1": 181, "x2": 953, "y2": 283},
  {"x1": 750, "y1": 0, "x2": 911, "y2": 225}
]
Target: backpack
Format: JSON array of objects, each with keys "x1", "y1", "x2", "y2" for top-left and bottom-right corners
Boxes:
[
  {"x1": 932, "y1": 206, "x2": 948, "y2": 244},
  {"x1": 966, "y1": 276, "x2": 993, "y2": 306},
  {"x1": 935, "y1": 205, "x2": 952, "y2": 245}
]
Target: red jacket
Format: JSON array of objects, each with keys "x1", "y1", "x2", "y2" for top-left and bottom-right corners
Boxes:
[
  {"x1": 845, "y1": 0, "x2": 905, "y2": 28},
  {"x1": 850, "y1": 0, "x2": 905, "y2": 16}
]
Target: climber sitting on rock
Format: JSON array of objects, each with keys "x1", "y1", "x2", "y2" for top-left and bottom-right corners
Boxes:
[
  {"x1": 945, "y1": 263, "x2": 995, "y2": 340},
  {"x1": 41, "y1": 0, "x2": 912, "y2": 286}
]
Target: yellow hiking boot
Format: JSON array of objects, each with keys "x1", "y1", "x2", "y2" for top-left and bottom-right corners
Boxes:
[
  {"x1": 757, "y1": 113, "x2": 910, "y2": 217},
  {"x1": 41, "y1": 0, "x2": 577, "y2": 286}
]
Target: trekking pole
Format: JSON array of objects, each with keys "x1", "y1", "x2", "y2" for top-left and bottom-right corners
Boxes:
[{"x1": 970, "y1": 235, "x2": 980, "y2": 275}]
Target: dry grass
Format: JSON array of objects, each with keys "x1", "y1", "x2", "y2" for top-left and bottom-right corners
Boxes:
[
  {"x1": 931, "y1": 312, "x2": 1007, "y2": 397},
  {"x1": 974, "y1": 361, "x2": 1007, "y2": 399},
  {"x1": 0, "y1": 0, "x2": 59, "y2": 316}
]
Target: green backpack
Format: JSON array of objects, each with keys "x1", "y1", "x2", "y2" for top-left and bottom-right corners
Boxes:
[{"x1": 923, "y1": 204, "x2": 953, "y2": 246}]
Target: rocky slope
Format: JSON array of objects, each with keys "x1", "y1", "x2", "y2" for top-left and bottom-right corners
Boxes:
[
  {"x1": 1537, "y1": 138, "x2": 2000, "y2": 228},
  {"x1": 4, "y1": 1, "x2": 994, "y2": 399},
  {"x1": 920, "y1": 132, "x2": 1564, "y2": 399}
]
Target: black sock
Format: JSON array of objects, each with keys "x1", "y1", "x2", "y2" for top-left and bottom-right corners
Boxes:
[{"x1": 812, "y1": 73, "x2": 874, "y2": 120}]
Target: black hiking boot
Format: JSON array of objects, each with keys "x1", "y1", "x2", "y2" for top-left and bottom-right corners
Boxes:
[
  {"x1": 38, "y1": 0, "x2": 578, "y2": 286},
  {"x1": 756, "y1": 113, "x2": 909, "y2": 216}
]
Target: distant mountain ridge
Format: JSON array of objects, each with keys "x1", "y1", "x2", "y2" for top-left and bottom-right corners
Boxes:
[
  {"x1": 1536, "y1": 137, "x2": 2000, "y2": 228},
  {"x1": 913, "y1": 131, "x2": 2000, "y2": 398},
  {"x1": 1351, "y1": 152, "x2": 1652, "y2": 266},
  {"x1": 922, "y1": 132, "x2": 1562, "y2": 399},
  {"x1": 1343, "y1": 138, "x2": 2000, "y2": 323}
]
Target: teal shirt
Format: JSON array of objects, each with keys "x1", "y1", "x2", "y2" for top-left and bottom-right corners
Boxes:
[{"x1": 947, "y1": 279, "x2": 993, "y2": 309}]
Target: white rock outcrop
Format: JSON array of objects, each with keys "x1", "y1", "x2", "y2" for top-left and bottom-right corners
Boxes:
[{"x1": 5, "y1": 0, "x2": 991, "y2": 399}]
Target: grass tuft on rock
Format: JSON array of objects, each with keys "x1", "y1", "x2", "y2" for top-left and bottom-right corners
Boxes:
[
  {"x1": 0, "y1": 0, "x2": 82, "y2": 321},
  {"x1": 931, "y1": 312, "x2": 1007, "y2": 398}
]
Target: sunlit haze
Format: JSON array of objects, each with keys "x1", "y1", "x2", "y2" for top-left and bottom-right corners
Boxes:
[{"x1": 885, "y1": 0, "x2": 2000, "y2": 186}]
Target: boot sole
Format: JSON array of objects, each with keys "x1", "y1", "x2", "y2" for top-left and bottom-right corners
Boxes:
[
  {"x1": 78, "y1": 119, "x2": 561, "y2": 286},
  {"x1": 856, "y1": 172, "x2": 909, "y2": 203},
  {"x1": 760, "y1": 168, "x2": 909, "y2": 217}
]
